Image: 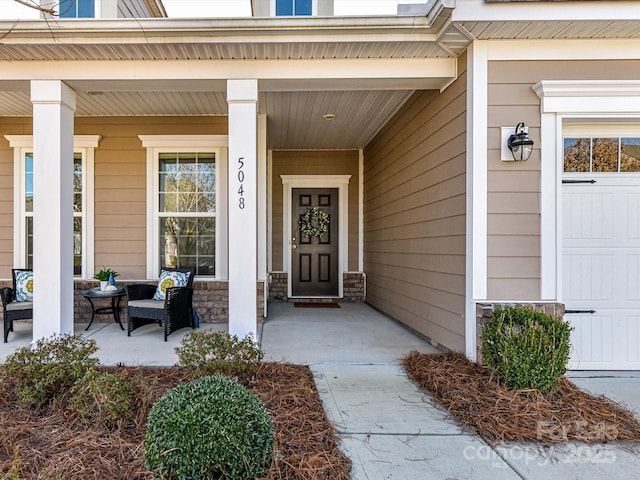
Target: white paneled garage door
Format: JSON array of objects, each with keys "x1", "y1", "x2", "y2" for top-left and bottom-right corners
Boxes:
[{"x1": 563, "y1": 176, "x2": 640, "y2": 369}]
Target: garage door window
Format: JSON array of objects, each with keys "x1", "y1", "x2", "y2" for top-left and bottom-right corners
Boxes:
[{"x1": 564, "y1": 137, "x2": 640, "y2": 173}]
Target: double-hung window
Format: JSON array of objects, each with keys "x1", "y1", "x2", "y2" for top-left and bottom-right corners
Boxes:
[
  {"x1": 274, "y1": 0, "x2": 313, "y2": 16},
  {"x1": 5, "y1": 135, "x2": 98, "y2": 278},
  {"x1": 158, "y1": 152, "x2": 216, "y2": 275},
  {"x1": 59, "y1": 0, "x2": 95, "y2": 18},
  {"x1": 140, "y1": 135, "x2": 228, "y2": 280}
]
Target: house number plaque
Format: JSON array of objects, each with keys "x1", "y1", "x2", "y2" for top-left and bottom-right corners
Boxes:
[{"x1": 237, "y1": 156, "x2": 245, "y2": 209}]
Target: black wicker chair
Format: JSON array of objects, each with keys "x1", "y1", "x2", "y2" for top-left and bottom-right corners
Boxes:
[
  {"x1": 1, "y1": 269, "x2": 33, "y2": 343},
  {"x1": 125, "y1": 267, "x2": 195, "y2": 341}
]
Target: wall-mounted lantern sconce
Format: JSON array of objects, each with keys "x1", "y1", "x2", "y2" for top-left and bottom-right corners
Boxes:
[{"x1": 506, "y1": 122, "x2": 534, "y2": 161}]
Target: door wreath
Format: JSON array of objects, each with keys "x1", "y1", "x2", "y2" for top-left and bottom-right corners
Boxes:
[{"x1": 299, "y1": 207, "x2": 330, "y2": 238}]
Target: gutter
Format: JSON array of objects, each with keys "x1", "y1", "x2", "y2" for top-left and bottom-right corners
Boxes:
[{"x1": 0, "y1": 14, "x2": 446, "y2": 42}]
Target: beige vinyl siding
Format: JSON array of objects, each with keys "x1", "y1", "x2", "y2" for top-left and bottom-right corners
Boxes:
[
  {"x1": 363, "y1": 54, "x2": 467, "y2": 352},
  {"x1": 487, "y1": 59, "x2": 640, "y2": 300},
  {"x1": 270, "y1": 150, "x2": 360, "y2": 273},
  {"x1": 0, "y1": 116, "x2": 227, "y2": 279}
]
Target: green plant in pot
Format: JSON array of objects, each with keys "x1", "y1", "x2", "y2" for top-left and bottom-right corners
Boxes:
[{"x1": 93, "y1": 268, "x2": 119, "y2": 291}]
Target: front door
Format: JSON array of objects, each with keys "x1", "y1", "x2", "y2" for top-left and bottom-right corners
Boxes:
[{"x1": 291, "y1": 188, "x2": 339, "y2": 296}]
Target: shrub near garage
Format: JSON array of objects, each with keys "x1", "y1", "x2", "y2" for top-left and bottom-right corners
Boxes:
[
  {"x1": 481, "y1": 307, "x2": 572, "y2": 394},
  {"x1": 145, "y1": 375, "x2": 274, "y2": 480},
  {"x1": 2, "y1": 334, "x2": 98, "y2": 407},
  {"x1": 175, "y1": 330, "x2": 264, "y2": 382}
]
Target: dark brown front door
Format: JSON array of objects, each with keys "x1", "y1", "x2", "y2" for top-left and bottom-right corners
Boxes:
[{"x1": 291, "y1": 188, "x2": 338, "y2": 296}]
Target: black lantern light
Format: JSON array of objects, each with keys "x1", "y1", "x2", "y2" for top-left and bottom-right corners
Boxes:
[{"x1": 507, "y1": 122, "x2": 534, "y2": 161}]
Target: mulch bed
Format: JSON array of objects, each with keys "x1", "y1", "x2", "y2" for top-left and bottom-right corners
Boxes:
[
  {"x1": 0, "y1": 363, "x2": 351, "y2": 480},
  {"x1": 403, "y1": 351, "x2": 640, "y2": 445}
]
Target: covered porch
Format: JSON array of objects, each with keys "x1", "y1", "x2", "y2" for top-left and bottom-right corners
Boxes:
[{"x1": 0, "y1": 13, "x2": 467, "y2": 347}]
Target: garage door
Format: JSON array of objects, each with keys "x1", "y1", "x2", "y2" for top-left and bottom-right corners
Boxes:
[{"x1": 563, "y1": 176, "x2": 640, "y2": 369}]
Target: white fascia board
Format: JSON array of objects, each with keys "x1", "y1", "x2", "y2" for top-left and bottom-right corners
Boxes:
[
  {"x1": 487, "y1": 39, "x2": 640, "y2": 61},
  {"x1": 452, "y1": 0, "x2": 640, "y2": 22},
  {"x1": 0, "y1": 58, "x2": 456, "y2": 83},
  {"x1": 0, "y1": 16, "x2": 441, "y2": 42}
]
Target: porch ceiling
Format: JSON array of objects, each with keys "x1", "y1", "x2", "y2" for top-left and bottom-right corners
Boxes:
[
  {"x1": 0, "y1": 85, "x2": 417, "y2": 150},
  {"x1": 0, "y1": 15, "x2": 459, "y2": 150}
]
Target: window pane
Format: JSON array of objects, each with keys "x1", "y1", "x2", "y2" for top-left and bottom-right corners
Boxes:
[
  {"x1": 592, "y1": 138, "x2": 619, "y2": 172},
  {"x1": 276, "y1": 0, "x2": 294, "y2": 15},
  {"x1": 26, "y1": 217, "x2": 33, "y2": 270},
  {"x1": 160, "y1": 217, "x2": 215, "y2": 276},
  {"x1": 158, "y1": 153, "x2": 215, "y2": 213},
  {"x1": 25, "y1": 153, "x2": 33, "y2": 213},
  {"x1": 563, "y1": 138, "x2": 590, "y2": 172},
  {"x1": 295, "y1": 0, "x2": 312, "y2": 15},
  {"x1": 73, "y1": 153, "x2": 82, "y2": 213},
  {"x1": 621, "y1": 138, "x2": 640, "y2": 172},
  {"x1": 77, "y1": 0, "x2": 95, "y2": 18},
  {"x1": 74, "y1": 217, "x2": 82, "y2": 276}
]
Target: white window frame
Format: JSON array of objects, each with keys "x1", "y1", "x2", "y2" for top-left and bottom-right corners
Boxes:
[
  {"x1": 270, "y1": 0, "x2": 318, "y2": 16},
  {"x1": 4, "y1": 134, "x2": 99, "y2": 279},
  {"x1": 139, "y1": 135, "x2": 228, "y2": 280},
  {"x1": 533, "y1": 80, "x2": 640, "y2": 303}
]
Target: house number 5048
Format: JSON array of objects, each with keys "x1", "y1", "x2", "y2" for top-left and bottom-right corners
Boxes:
[{"x1": 237, "y1": 157, "x2": 245, "y2": 209}]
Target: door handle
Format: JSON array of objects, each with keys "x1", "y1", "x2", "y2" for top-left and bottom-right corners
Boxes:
[
  {"x1": 565, "y1": 309, "x2": 596, "y2": 314},
  {"x1": 291, "y1": 244, "x2": 297, "y2": 250}
]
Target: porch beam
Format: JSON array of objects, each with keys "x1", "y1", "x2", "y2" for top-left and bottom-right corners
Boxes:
[
  {"x1": 30, "y1": 80, "x2": 76, "y2": 341},
  {"x1": 227, "y1": 79, "x2": 258, "y2": 339},
  {"x1": 0, "y1": 58, "x2": 457, "y2": 86}
]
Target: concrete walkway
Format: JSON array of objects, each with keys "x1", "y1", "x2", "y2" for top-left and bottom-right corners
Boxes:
[
  {"x1": 2, "y1": 303, "x2": 640, "y2": 479},
  {"x1": 261, "y1": 302, "x2": 640, "y2": 480}
]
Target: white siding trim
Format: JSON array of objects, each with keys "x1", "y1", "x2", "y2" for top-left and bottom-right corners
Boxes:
[
  {"x1": 454, "y1": 1, "x2": 640, "y2": 23},
  {"x1": 258, "y1": 114, "x2": 268, "y2": 317},
  {"x1": 358, "y1": 149, "x2": 364, "y2": 272},
  {"x1": 267, "y1": 149, "x2": 273, "y2": 273},
  {"x1": 540, "y1": 112, "x2": 559, "y2": 300},
  {"x1": 465, "y1": 40, "x2": 488, "y2": 362},
  {"x1": 487, "y1": 39, "x2": 640, "y2": 61},
  {"x1": 280, "y1": 174, "x2": 351, "y2": 298}
]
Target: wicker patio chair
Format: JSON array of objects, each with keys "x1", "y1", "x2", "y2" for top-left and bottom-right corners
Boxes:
[
  {"x1": 125, "y1": 267, "x2": 195, "y2": 341},
  {"x1": 1, "y1": 269, "x2": 33, "y2": 343}
]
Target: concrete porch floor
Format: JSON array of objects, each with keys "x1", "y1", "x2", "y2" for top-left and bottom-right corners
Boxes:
[{"x1": 1, "y1": 302, "x2": 640, "y2": 479}]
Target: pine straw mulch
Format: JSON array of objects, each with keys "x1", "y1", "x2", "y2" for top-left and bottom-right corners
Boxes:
[
  {"x1": 403, "y1": 351, "x2": 640, "y2": 445},
  {"x1": 0, "y1": 363, "x2": 351, "y2": 480}
]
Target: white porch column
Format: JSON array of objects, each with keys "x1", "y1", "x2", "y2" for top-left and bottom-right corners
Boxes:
[
  {"x1": 30, "y1": 80, "x2": 76, "y2": 340},
  {"x1": 227, "y1": 79, "x2": 258, "y2": 338}
]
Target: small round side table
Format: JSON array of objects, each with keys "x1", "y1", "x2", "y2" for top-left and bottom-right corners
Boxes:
[{"x1": 82, "y1": 287, "x2": 126, "y2": 331}]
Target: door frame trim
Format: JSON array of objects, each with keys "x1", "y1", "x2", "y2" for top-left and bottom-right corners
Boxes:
[{"x1": 281, "y1": 175, "x2": 351, "y2": 298}]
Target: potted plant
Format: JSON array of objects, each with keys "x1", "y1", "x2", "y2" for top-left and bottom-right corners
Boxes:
[{"x1": 93, "y1": 268, "x2": 119, "y2": 291}]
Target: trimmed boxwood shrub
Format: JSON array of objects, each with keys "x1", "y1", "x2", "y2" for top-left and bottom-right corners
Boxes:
[
  {"x1": 2, "y1": 334, "x2": 99, "y2": 407},
  {"x1": 145, "y1": 375, "x2": 274, "y2": 480},
  {"x1": 481, "y1": 307, "x2": 572, "y2": 394},
  {"x1": 175, "y1": 331, "x2": 264, "y2": 382}
]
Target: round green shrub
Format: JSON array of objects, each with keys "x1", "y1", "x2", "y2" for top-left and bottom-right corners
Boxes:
[
  {"x1": 175, "y1": 331, "x2": 264, "y2": 382},
  {"x1": 2, "y1": 334, "x2": 99, "y2": 407},
  {"x1": 68, "y1": 369, "x2": 143, "y2": 427},
  {"x1": 144, "y1": 375, "x2": 274, "y2": 480},
  {"x1": 481, "y1": 307, "x2": 572, "y2": 394}
]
